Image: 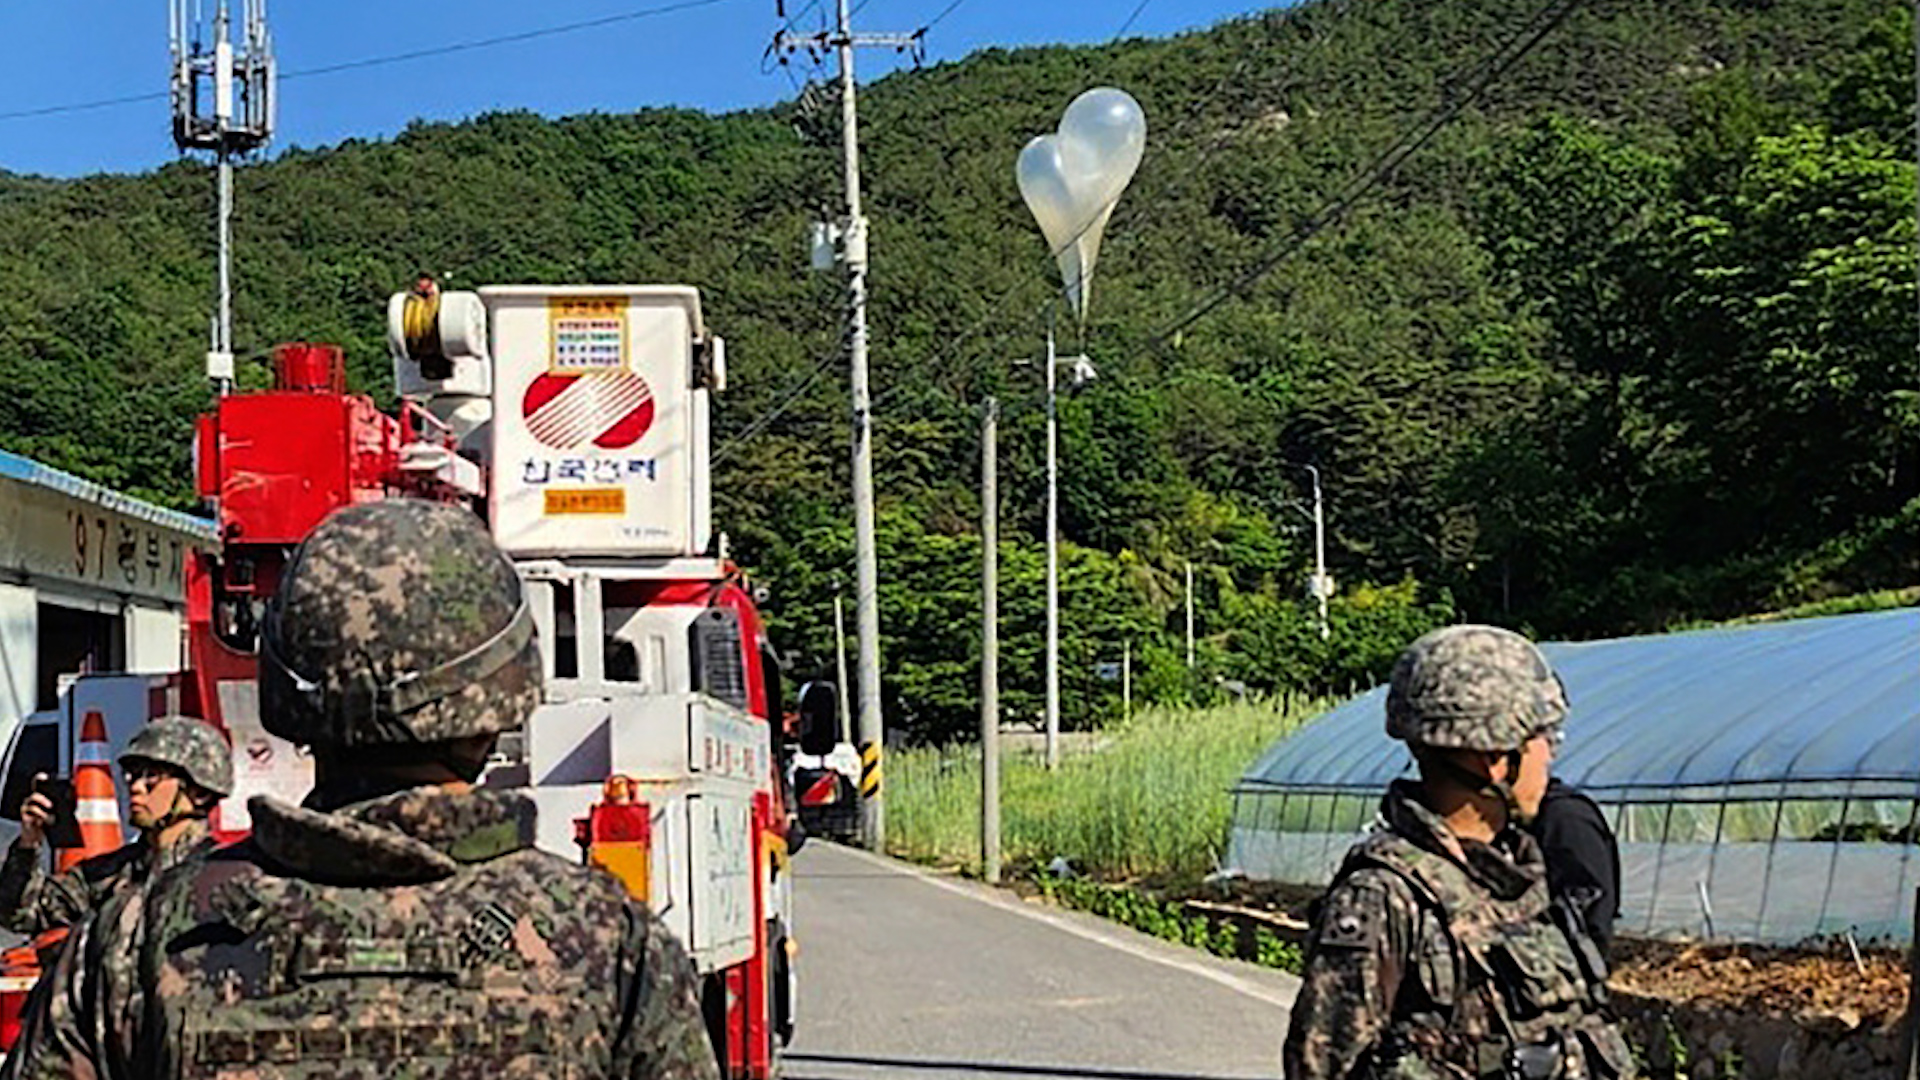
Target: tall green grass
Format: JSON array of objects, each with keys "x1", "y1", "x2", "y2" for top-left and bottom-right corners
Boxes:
[{"x1": 887, "y1": 698, "x2": 1323, "y2": 881}]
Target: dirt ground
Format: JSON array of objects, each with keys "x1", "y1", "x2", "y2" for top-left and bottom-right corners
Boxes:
[
  {"x1": 1197, "y1": 877, "x2": 1913, "y2": 1029},
  {"x1": 1611, "y1": 937, "x2": 1911, "y2": 1031}
]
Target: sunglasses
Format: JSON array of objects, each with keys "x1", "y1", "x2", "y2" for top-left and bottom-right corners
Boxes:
[{"x1": 121, "y1": 763, "x2": 180, "y2": 787}]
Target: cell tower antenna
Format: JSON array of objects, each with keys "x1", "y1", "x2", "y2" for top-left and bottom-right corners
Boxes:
[{"x1": 170, "y1": 0, "x2": 276, "y2": 396}]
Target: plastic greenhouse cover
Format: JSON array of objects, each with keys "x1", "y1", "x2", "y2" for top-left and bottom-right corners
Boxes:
[{"x1": 1235, "y1": 608, "x2": 1920, "y2": 804}]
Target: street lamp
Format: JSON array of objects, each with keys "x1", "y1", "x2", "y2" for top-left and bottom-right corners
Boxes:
[
  {"x1": 1039, "y1": 325, "x2": 1096, "y2": 771},
  {"x1": 1297, "y1": 464, "x2": 1331, "y2": 641}
]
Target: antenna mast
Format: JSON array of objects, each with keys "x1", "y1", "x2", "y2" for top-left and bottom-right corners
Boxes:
[{"x1": 171, "y1": 0, "x2": 276, "y2": 396}]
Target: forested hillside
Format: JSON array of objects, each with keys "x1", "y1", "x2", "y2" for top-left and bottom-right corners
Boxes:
[{"x1": 0, "y1": 0, "x2": 1911, "y2": 740}]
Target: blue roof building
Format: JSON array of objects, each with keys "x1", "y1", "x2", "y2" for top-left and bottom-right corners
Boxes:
[{"x1": 1226, "y1": 608, "x2": 1920, "y2": 943}]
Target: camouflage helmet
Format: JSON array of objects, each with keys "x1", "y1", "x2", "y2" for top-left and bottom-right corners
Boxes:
[
  {"x1": 1385, "y1": 624, "x2": 1568, "y2": 752},
  {"x1": 259, "y1": 500, "x2": 540, "y2": 749},
  {"x1": 119, "y1": 715, "x2": 234, "y2": 797}
]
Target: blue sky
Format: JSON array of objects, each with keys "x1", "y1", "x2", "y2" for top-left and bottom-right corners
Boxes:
[{"x1": 0, "y1": 0, "x2": 1269, "y2": 178}]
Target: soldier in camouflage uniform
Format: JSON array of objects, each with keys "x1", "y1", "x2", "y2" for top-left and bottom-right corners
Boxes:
[
  {"x1": 0, "y1": 715, "x2": 231, "y2": 935},
  {"x1": 2, "y1": 500, "x2": 719, "y2": 1080},
  {"x1": 1283, "y1": 625, "x2": 1633, "y2": 1080}
]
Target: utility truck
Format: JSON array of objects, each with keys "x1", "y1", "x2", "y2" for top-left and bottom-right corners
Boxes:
[{"x1": 0, "y1": 284, "x2": 798, "y2": 1077}]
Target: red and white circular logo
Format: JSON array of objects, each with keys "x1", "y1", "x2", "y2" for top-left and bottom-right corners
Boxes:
[{"x1": 522, "y1": 372, "x2": 655, "y2": 450}]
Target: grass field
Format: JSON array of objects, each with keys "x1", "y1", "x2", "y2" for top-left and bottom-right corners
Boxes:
[{"x1": 886, "y1": 698, "x2": 1325, "y2": 881}]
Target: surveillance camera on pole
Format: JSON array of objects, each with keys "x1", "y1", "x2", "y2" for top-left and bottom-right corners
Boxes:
[{"x1": 171, "y1": 0, "x2": 275, "y2": 397}]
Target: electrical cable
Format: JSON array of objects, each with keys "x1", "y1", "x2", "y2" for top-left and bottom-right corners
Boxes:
[
  {"x1": 1115, "y1": 0, "x2": 1154, "y2": 40},
  {"x1": 0, "y1": 0, "x2": 737, "y2": 123},
  {"x1": 281, "y1": 0, "x2": 735, "y2": 81},
  {"x1": 918, "y1": 0, "x2": 971, "y2": 34},
  {"x1": 1148, "y1": 0, "x2": 1586, "y2": 346},
  {"x1": 713, "y1": 346, "x2": 843, "y2": 463},
  {"x1": 0, "y1": 89, "x2": 167, "y2": 123}
]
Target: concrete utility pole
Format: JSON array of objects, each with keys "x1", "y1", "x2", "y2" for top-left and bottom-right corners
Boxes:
[
  {"x1": 1044, "y1": 323, "x2": 1061, "y2": 769},
  {"x1": 1184, "y1": 560, "x2": 1195, "y2": 670},
  {"x1": 979, "y1": 398, "x2": 1001, "y2": 884},
  {"x1": 776, "y1": 3, "x2": 919, "y2": 852},
  {"x1": 171, "y1": 0, "x2": 274, "y2": 398},
  {"x1": 1306, "y1": 464, "x2": 1329, "y2": 641}
]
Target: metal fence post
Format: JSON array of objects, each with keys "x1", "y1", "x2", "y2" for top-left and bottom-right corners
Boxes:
[{"x1": 1903, "y1": 884, "x2": 1918, "y2": 1080}]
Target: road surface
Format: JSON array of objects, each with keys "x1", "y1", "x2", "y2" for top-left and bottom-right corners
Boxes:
[{"x1": 785, "y1": 842, "x2": 1299, "y2": 1080}]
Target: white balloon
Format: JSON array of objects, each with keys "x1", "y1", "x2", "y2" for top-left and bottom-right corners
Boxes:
[
  {"x1": 1016, "y1": 135, "x2": 1079, "y2": 257},
  {"x1": 1060, "y1": 87, "x2": 1147, "y2": 208},
  {"x1": 1016, "y1": 87, "x2": 1147, "y2": 322}
]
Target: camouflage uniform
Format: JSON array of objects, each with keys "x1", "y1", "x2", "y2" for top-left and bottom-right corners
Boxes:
[
  {"x1": 1283, "y1": 626, "x2": 1633, "y2": 1080},
  {"x1": 0, "y1": 820, "x2": 209, "y2": 936},
  {"x1": 1, "y1": 501, "x2": 718, "y2": 1080},
  {"x1": 0, "y1": 716, "x2": 231, "y2": 936}
]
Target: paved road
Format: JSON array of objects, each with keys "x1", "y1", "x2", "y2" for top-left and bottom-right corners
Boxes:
[{"x1": 785, "y1": 843, "x2": 1299, "y2": 1080}]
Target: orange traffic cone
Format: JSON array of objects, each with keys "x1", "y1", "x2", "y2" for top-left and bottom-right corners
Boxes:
[{"x1": 56, "y1": 711, "x2": 123, "y2": 873}]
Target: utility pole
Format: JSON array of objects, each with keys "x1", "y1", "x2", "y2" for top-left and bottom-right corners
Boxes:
[
  {"x1": 979, "y1": 399, "x2": 1001, "y2": 884},
  {"x1": 1122, "y1": 640, "x2": 1131, "y2": 723},
  {"x1": 171, "y1": 0, "x2": 274, "y2": 398},
  {"x1": 1044, "y1": 321, "x2": 1061, "y2": 770},
  {"x1": 776, "y1": 3, "x2": 919, "y2": 852},
  {"x1": 1184, "y1": 560, "x2": 1195, "y2": 670},
  {"x1": 1306, "y1": 464, "x2": 1329, "y2": 641}
]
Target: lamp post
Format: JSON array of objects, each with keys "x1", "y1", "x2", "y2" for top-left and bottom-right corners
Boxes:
[
  {"x1": 1045, "y1": 321, "x2": 1059, "y2": 770},
  {"x1": 1038, "y1": 329, "x2": 1099, "y2": 770},
  {"x1": 1301, "y1": 464, "x2": 1329, "y2": 641}
]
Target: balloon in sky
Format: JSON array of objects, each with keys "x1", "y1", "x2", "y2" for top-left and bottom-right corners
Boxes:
[{"x1": 1016, "y1": 87, "x2": 1146, "y2": 323}]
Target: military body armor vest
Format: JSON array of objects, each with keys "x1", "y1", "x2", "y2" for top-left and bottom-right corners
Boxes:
[
  {"x1": 1334, "y1": 833, "x2": 1632, "y2": 1080},
  {"x1": 140, "y1": 846, "x2": 640, "y2": 1080}
]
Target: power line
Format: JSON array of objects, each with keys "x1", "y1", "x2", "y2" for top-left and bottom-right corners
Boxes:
[
  {"x1": 917, "y1": 0, "x2": 967, "y2": 33},
  {"x1": 283, "y1": 0, "x2": 735, "y2": 80},
  {"x1": 779, "y1": 0, "x2": 826, "y2": 31},
  {"x1": 713, "y1": 346, "x2": 843, "y2": 463},
  {"x1": 1115, "y1": 0, "x2": 1154, "y2": 39},
  {"x1": 1150, "y1": 0, "x2": 1586, "y2": 346},
  {"x1": 0, "y1": 0, "x2": 735, "y2": 123},
  {"x1": 0, "y1": 89, "x2": 166, "y2": 123}
]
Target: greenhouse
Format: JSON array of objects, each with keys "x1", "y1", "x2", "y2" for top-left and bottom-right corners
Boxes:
[{"x1": 1226, "y1": 607, "x2": 1920, "y2": 944}]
